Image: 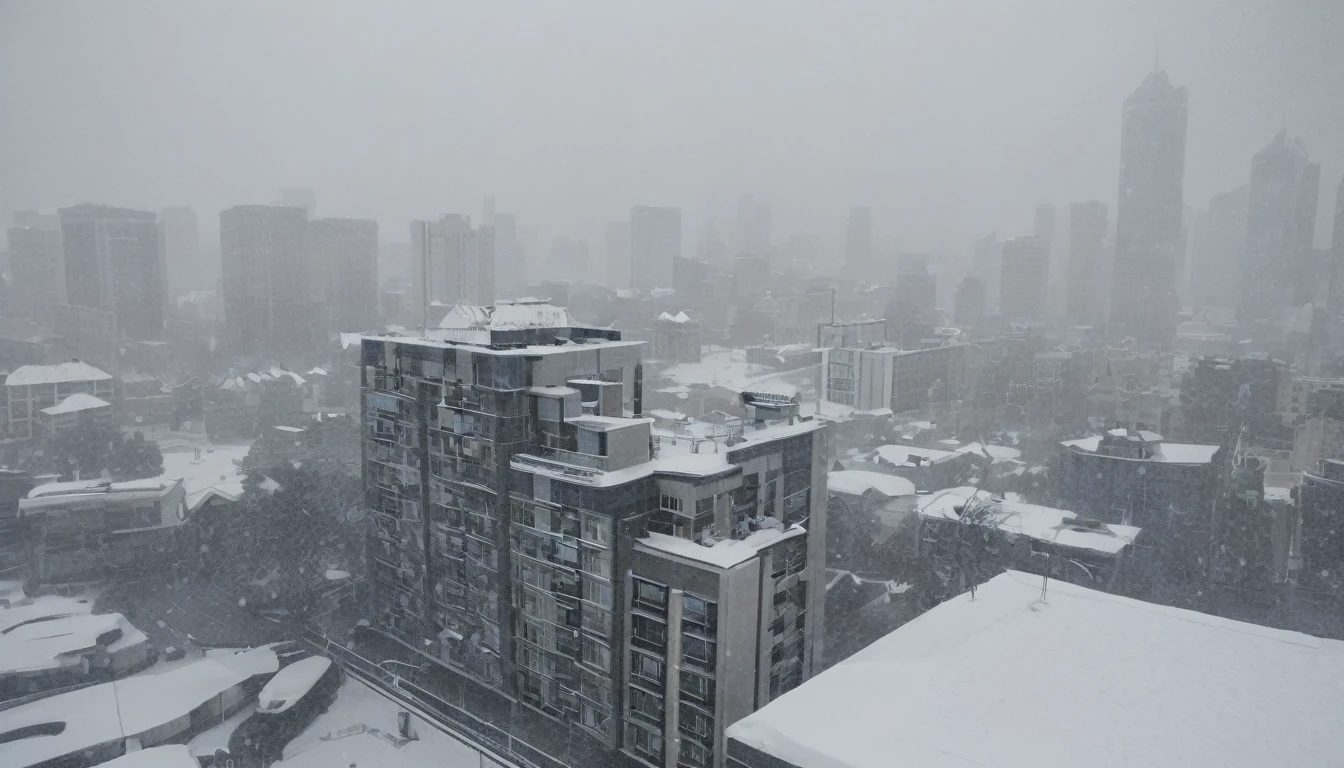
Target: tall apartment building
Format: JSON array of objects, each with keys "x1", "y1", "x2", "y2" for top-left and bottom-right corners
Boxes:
[
  {"x1": 1189, "y1": 187, "x2": 1248, "y2": 309},
  {"x1": 1240, "y1": 131, "x2": 1320, "y2": 326},
  {"x1": 735, "y1": 195, "x2": 771, "y2": 257},
  {"x1": 1109, "y1": 69, "x2": 1188, "y2": 343},
  {"x1": 844, "y1": 207, "x2": 872, "y2": 275},
  {"x1": 1067, "y1": 201, "x2": 1108, "y2": 322},
  {"x1": 220, "y1": 205, "x2": 311, "y2": 359},
  {"x1": 606, "y1": 221, "x2": 632, "y2": 290},
  {"x1": 6, "y1": 212, "x2": 62, "y2": 320},
  {"x1": 411, "y1": 215, "x2": 496, "y2": 315},
  {"x1": 308, "y1": 217, "x2": 379, "y2": 335},
  {"x1": 1331, "y1": 174, "x2": 1344, "y2": 313},
  {"x1": 823, "y1": 341, "x2": 968, "y2": 414},
  {"x1": 159, "y1": 206, "x2": 201, "y2": 294},
  {"x1": 998, "y1": 236, "x2": 1049, "y2": 320},
  {"x1": 360, "y1": 303, "x2": 828, "y2": 768},
  {"x1": 493, "y1": 213, "x2": 520, "y2": 299},
  {"x1": 631, "y1": 206, "x2": 682, "y2": 292},
  {"x1": 954, "y1": 277, "x2": 985, "y2": 329},
  {"x1": 968, "y1": 233, "x2": 1000, "y2": 316},
  {"x1": 58, "y1": 204, "x2": 165, "y2": 341}
]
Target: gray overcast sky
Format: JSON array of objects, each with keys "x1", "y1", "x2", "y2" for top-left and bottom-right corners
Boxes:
[{"x1": 2, "y1": 0, "x2": 1341, "y2": 257}]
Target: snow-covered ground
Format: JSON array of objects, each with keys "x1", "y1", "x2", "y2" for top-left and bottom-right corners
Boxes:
[
  {"x1": 187, "y1": 675, "x2": 483, "y2": 768},
  {"x1": 274, "y1": 678, "x2": 482, "y2": 768}
]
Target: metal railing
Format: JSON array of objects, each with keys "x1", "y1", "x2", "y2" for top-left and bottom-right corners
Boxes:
[
  {"x1": 302, "y1": 631, "x2": 570, "y2": 768},
  {"x1": 538, "y1": 446, "x2": 608, "y2": 472}
]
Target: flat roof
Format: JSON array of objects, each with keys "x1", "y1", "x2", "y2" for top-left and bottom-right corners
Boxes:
[
  {"x1": 637, "y1": 524, "x2": 806, "y2": 570},
  {"x1": 828, "y1": 470, "x2": 916, "y2": 498},
  {"x1": 1061, "y1": 434, "x2": 1220, "y2": 464},
  {"x1": 918, "y1": 486, "x2": 1140, "y2": 555},
  {"x1": 0, "y1": 646, "x2": 278, "y2": 768},
  {"x1": 0, "y1": 612, "x2": 147, "y2": 675},
  {"x1": 727, "y1": 571, "x2": 1344, "y2": 768}
]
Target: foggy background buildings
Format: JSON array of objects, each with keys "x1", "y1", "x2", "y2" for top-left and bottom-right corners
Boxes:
[{"x1": 3, "y1": 1, "x2": 1342, "y2": 269}]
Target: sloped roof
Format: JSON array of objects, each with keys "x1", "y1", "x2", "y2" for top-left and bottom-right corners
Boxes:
[
  {"x1": 5, "y1": 361, "x2": 112, "y2": 387},
  {"x1": 39, "y1": 393, "x2": 112, "y2": 415}
]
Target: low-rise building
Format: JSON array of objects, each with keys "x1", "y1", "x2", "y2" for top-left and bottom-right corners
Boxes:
[
  {"x1": 37, "y1": 392, "x2": 113, "y2": 435},
  {"x1": 3, "y1": 361, "x2": 115, "y2": 440},
  {"x1": 725, "y1": 571, "x2": 1344, "y2": 768},
  {"x1": 0, "y1": 611, "x2": 153, "y2": 700},
  {"x1": 652, "y1": 310, "x2": 702, "y2": 364},
  {"x1": 19, "y1": 477, "x2": 187, "y2": 585}
]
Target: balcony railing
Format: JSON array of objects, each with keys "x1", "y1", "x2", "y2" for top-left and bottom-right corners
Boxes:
[{"x1": 538, "y1": 446, "x2": 609, "y2": 472}]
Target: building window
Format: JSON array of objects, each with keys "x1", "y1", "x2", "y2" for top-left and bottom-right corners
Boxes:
[
  {"x1": 583, "y1": 578, "x2": 613, "y2": 608},
  {"x1": 579, "y1": 700, "x2": 610, "y2": 733},
  {"x1": 633, "y1": 578, "x2": 667, "y2": 612},
  {"x1": 625, "y1": 721, "x2": 663, "y2": 763},
  {"x1": 630, "y1": 649, "x2": 664, "y2": 687},
  {"x1": 581, "y1": 546, "x2": 612, "y2": 578},
  {"x1": 680, "y1": 669, "x2": 714, "y2": 705},
  {"x1": 682, "y1": 634, "x2": 715, "y2": 667},
  {"x1": 582, "y1": 635, "x2": 611, "y2": 671},
  {"x1": 628, "y1": 686, "x2": 664, "y2": 725},
  {"x1": 659, "y1": 493, "x2": 683, "y2": 513},
  {"x1": 581, "y1": 511, "x2": 611, "y2": 546},
  {"x1": 632, "y1": 614, "x2": 667, "y2": 650}
]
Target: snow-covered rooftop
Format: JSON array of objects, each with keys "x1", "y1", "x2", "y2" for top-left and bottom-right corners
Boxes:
[
  {"x1": 727, "y1": 571, "x2": 1344, "y2": 768},
  {"x1": 0, "y1": 646, "x2": 278, "y2": 768},
  {"x1": 438, "y1": 301, "x2": 576, "y2": 331},
  {"x1": 4, "y1": 361, "x2": 112, "y2": 387},
  {"x1": 98, "y1": 745, "x2": 198, "y2": 768},
  {"x1": 0, "y1": 612, "x2": 147, "y2": 675},
  {"x1": 828, "y1": 470, "x2": 916, "y2": 498},
  {"x1": 658, "y1": 310, "x2": 693, "y2": 323},
  {"x1": 872, "y1": 444, "x2": 960, "y2": 467},
  {"x1": 39, "y1": 392, "x2": 112, "y2": 415},
  {"x1": 156, "y1": 441, "x2": 252, "y2": 511},
  {"x1": 918, "y1": 486, "x2": 1140, "y2": 555},
  {"x1": 257, "y1": 656, "x2": 332, "y2": 714},
  {"x1": 0, "y1": 594, "x2": 94, "y2": 634},
  {"x1": 661, "y1": 350, "x2": 799, "y2": 397},
  {"x1": 637, "y1": 524, "x2": 806, "y2": 569},
  {"x1": 24, "y1": 477, "x2": 173, "y2": 502},
  {"x1": 954, "y1": 441, "x2": 1021, "y2": 463},
  {"x1": 1062, "y1": 434, "x2": 1220, "y2": 464}
]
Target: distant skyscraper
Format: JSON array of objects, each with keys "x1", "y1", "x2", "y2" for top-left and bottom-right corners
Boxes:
[
  {"x1": 308, "y1": 217, "x2": 379, "y2": 334},
  {"x1": 220, "y1": 205, "x2": 311, "y2": 358},
  {"x1": 968, "y1": 233, "x2": 1000, "y2": 315},
  {"x1": 493, "y1": 213, "x2": 519, "y2": 298},
  {"x1": 954, "y1": 277, "x2": 985, "y2": 329},
  {"x1": 735, "y1": 194, "x2": 772, "y2": 257},
  {"x1": 411, "y1": 214, "x2": 495, "y2": 312},
  {"x1": 1109, "y1": 69, "x2": 1188, "y2": 342},
  {"x1": 6, "y1": 212, "x2": 62, "y2": 319},
  {"x1": 58, "y1": 204, "x2": 165, "y2": 340},
  {"x1": 845, "y1": 207, "x2": 872, "y2": 274},
  {"x1": 1067, "y1": 201, "x2": 1108, "y2": 322},
  {"x1": 999, "y1": 236, "x2": 1049, "y2": 320},
  {"x1": 1189, "y1": 186, "x2": 1248, "y2": 309},
  {"x1": 605, "y1": 221, "x2": 631, "y2": 290},
  {"x1": 1331, "y1": 175, "x2": 1344, "y2": 313},
  {"x1": 159, "y1": 206, "x2": 200, "y2": 294},
  {"x1": 277, "y1": 188, "x2": 317, "y2": 216},
  {"x1": 1240, "y1": 131, "x2": 1321, "y2": 326},
  {"x1": 630, "y1": 205, "x2": 681, "y2": 292}
]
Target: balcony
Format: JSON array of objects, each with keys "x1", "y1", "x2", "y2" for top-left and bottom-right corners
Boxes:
[{"x1": 538, "y1": 446, "x2": 609, "y2": 472}]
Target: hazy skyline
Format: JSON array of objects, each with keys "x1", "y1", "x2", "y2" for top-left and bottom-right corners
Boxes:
[{"x1": 3, "y1": 0, "x2": 1341, "y2": 260}]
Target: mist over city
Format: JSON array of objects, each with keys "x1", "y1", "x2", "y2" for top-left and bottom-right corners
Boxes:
[{"x1": 2, "y1": 2, "x2": 1343, "y2": 768}]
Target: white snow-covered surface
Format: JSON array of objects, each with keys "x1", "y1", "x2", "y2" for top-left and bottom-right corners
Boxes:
[
  {"x1": 325, "y1": 569, "x2": 351, "y2": 581},
  {"x1": 0, "y1": 594, "x2": 94, "y2": 633},
  {"x1": 39, "y1": 392, "x2": 112, "y2": 415},
  {"x1": 1062, "y1": 434, "x2": 1220, "y2": 464},
  {"x1": 0, "y1": 612, "x2": 147, "y2": 674},
  {"x1": 155, "y1": 441, "x2": 252, "y2": 510},
  {"x1": 273, "y1": 678, "x2": 480, "y2": 768},
  {"x1": 872, "y1": 444, "x2": 959, "y2": 467},
  {"x1": 954, "y1": 441, "x2": 1021, "y2": 463},
  {"x1": 637, "y1": 525, "x2": 805, "y2": 569},
  {"x1": 917, "y1": 486, "x2": 1140, "y2": 555},
  {"x1": 257, "y1": 656, "x2": 332, "y2": 714},
  {"x1": 4, "y1": 361, "x2": 112, "y2": 387},
  {"x1": 661, "y1": 350, "x2": 799, "y2": 396},
  {"x1": 727, "y1": 571, "x2": 1344, "y2": 768},
  {"x1": 96, "y1": 745, "x2": 199, "y2": 768},
  {"x1": 438, "y1": 301, "x2": 575, "y2": 331},
  {"x1": 827, "y1": 470, "x2": 916, "y2": 498},
  {"x1": 0, "y1": 646, "x2": 278, "y2": 768}
]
